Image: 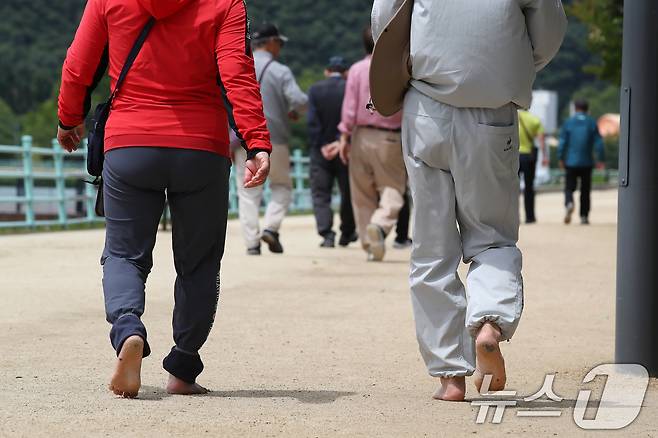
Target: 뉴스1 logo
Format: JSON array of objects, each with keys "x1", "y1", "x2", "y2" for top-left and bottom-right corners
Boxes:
[{"x1": 472, "y1": 363, "x2": 649, "y2": 429}]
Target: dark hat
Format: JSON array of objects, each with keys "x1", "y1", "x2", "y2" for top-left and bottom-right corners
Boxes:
[
  {"x1": 252, "y1": 23, "x2": 289, "y2": 43},
  {"x1": 327, "y1": 56, "x2": 348, "y2": 72}
]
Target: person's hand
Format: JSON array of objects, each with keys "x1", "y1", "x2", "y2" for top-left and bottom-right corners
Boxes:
[
  {"x1": 244, "y1": 151, "x2": 270, "y2": 188},
  {"x1": 338, "y1": 134, "x2": 350, "y2": 165},
  {"x1": 321, "y1": 141, "x2": 339, "y2": 161},
  {"x1": 57, "y1": 124, "x2": 85, "y2": 152},
  {"x1": 596, "y1": 161, "x2": 606, "y2": 171},
  {"x1": 558, "y1": 160, "x2": 565, "y2": 170}
]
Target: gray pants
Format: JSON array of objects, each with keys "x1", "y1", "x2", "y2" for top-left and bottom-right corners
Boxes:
[
  {"x1": 402, "y1": 88, "x2": 524, "y2": 378},
  {"x1": 233, "y1": 145, "x2": 292, "y2": 249},
  {"x1": 102, "y1": 147, "x2": 230, "y2": 384}
]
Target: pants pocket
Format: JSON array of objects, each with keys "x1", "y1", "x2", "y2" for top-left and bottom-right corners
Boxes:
[
  {"x1": 404, "y1": 114, "x2": 453, "y2": 169},
  {"x1": 475, "y1": 123, "x2": 519, "y2": 177}
]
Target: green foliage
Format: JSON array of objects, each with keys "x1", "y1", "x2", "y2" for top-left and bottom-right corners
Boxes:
[
  {"x1": 20, "y1": 99, "x2": 58, "y2": 148},
  {"x1": 570, "y1": 83, "x2": 620, "y2": 119},
  {"x1": 568, "y1": 0, "x2": 623, "y2": 84},
  {"x1": 0, "y1": 0, "x2": 623, "y2": 151},
  {"x1": 535, "y1": 20, "x2": 599, "y2": 115},
  {"x1": 247, "y1": 1, "x2": 372, "y2": 74},
  {"x1": 0, "y1": 99, "x2": 19, "y2": 145},
  {"x1": 0, "y1": 0, "x2": 85, "y2": 115}
]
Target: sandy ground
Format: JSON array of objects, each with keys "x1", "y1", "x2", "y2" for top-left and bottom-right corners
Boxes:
[{"x1": 1, "y1": 189, "x2": 656, "y2": 437}]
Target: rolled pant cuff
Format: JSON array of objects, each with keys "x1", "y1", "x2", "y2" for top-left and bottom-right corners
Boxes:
[
  {"x1": 429, "y1": 370, "x2": 475, "y2": 378},
  {"x1": 110, "y1": 313, "x2": 151, "y2": 358},
  {"x1": 467, "y1": 316, "x2": 516, "y2": 342},
  {"x1": 162, "y1": 346, "x2": 204, "y2": 384}
]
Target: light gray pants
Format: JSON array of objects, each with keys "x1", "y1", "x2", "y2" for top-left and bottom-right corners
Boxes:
[
  {"x1": 402, "y1": 87, "x2": 524, "y2": 378},
  {"x1": 234, "y1": 145, "x2": 293, "y2": 249}
]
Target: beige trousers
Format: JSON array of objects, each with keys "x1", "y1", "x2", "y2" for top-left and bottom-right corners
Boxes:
[
  {"x1": 234, "y1": 144, "x2": 293, "y2": 249},
  {"x1": 349, "y1": 127, "x2": 407, "y2": 248}
]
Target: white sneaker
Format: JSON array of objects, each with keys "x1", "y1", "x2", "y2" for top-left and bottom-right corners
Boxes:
[{"x1": 366, "y1": 224, "x2": 386, "y2": 262}]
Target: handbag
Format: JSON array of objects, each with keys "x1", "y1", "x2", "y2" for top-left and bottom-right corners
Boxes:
[{"x1": 86, "y1": 17, "x2": 155, "y2": 216}]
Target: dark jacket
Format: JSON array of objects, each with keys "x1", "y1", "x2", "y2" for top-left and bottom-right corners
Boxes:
[
  {"x1": 558, "y1": 112, "x2": 605, "y2": 168},
  {"x1": 307, "y1": 75, "x2": 346, "y2": 156}
]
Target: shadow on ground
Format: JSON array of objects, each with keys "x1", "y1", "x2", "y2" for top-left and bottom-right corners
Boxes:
[{"x1": 139, "y1": 385, "x2": 356, "y2": 404}]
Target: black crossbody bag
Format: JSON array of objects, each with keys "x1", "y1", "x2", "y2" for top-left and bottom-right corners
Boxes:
[{"x1": 87, "y1": 17, "x2": 155, "y2": 216}]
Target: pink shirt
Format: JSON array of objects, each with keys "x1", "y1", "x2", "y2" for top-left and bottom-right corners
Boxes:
[{"x1": 338, "y1": 56, "x2": 402, "y2": 135}]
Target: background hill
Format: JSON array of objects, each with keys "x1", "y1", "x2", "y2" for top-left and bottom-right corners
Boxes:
[{"x1": 0, "y1": 0, "x2": 620, "y2": 153}]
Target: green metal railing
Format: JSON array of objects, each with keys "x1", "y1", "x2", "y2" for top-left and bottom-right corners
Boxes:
[
  {"x1": 0, "y1": 136, "x2": 97, "y2": 228},
  {"x1": 0, "y1": 135, "x2": 616, "y2": 230},
  {"x1": 0, "y1": 136, "x2": 314, "y2": 229}
]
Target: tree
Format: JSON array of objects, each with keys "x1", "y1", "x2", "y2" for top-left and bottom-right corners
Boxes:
[
  {"x1": 568, "y1": 0, "x2": 624, "y2": 84},
  {"x1": 0, "y1": 0, "x2": 85, "y2": 114},
  {"x1": 534, "y1": 20, "x2": 600, "y2": 115},
  {"x1": 20, "y1": 98, "x2": 58, "y2": 148},
  {"x1": 0, "y1": 99, "x2": 19, "y2": 145}
]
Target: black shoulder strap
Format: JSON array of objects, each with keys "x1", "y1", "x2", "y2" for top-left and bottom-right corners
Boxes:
[
  {"x1": 257, "y1": 59, "x2": 275, "y2": 84},
  {"x1": 108, "y1": 17, "x2": 156, "y2": 103}
]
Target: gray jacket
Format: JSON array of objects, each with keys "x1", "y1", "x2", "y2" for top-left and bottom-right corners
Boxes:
[
  {"x1": 372, "y1": 0, "x2": 567, "y2": 109},
  {"x1": 253, "y1": 50, "x2": 308, "y2": 145}
]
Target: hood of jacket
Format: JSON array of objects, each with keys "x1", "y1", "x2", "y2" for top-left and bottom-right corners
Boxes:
[{"x1": 137, "y1": 0, "x2": 193, "y2": 19}]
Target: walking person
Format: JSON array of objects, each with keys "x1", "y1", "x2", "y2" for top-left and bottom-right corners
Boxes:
[
  {"x1": 307, "y1": 56, "x2": 357, "y2": 248},
  {"x1": 57, "y1": 0, "x2": 271, "y2": 398},
  {"x1": 338, "y1": 27, "x2": 407, "y2": 262},
  {"x1": 371, "y1": 0, "x2": 566, "y2": 400},
  {"x1": 233, "y1": 23, "x2": 308, "y2": 255},
  {"x1": 518, "y1": 110, "x2": 548, "y2": 224},
  {"x1": 558, "y1": 100, "x2": 606, "y2": 225}
]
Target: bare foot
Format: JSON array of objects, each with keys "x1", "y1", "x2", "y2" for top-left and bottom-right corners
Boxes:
[
  {"x1": 433, "y1": 376, "x2": 466, "y2": 401},
  {"x1": 473, "y1": 322, "x2": 506, "y2": 393},
  {"x1": 109, "y1": 335, "x2": 143, "y2": 398},
  {"x1": 166, "y1": 374, "x2": 209, "y2": 395}
]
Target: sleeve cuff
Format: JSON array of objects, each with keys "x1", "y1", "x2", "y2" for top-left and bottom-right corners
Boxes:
[
  {"x1": 337, "y1": 123, "x2": 352, "y2": 136},
  {"x1": 58, "y1": 120, "x2": 78, "y2": 130},
  {"x1": 246, "y1": 148, "x2": 271, "y2": 160}
]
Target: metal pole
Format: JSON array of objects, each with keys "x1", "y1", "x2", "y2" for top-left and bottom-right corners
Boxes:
[
  {"x1": 53, "y1": 139, "x2": 67, "y2": 226},
  {"x1": 21, "y1": 135, "x2": 35, "y2": 227},
  {"x1": 616, "y1": 0, "x2": 658, "y2": 375}
]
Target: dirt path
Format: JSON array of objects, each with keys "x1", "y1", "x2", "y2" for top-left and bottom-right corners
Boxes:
[{"x1": 1, "y1": 189, "x2": 656, "y2": 437}]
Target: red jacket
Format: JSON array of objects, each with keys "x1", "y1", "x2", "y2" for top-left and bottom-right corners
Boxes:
[{"x1": 58, "y1": 0, "x2": 271, "y2": 158}]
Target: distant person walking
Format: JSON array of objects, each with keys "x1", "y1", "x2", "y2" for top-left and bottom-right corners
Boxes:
[
  {"x1": 234, "y1": 24, "x2": 308, "y2": 255},
  {"x1": 307, "y1": 56, "x2": 357, "y2": 248},
  {"x1": 518, "y1": 110, "x2": 547, "y2": 224},
  {"x1": 338, "y1": 27, "x2": 407, "y2": 262},
  {"x1": 558, "y1": 99, "x2": 606, "y2": 225},
  {"x1": 57, "y1": 0, "x2": 271, "y2": 397},
  {"x1": 371, "y1": 0, "x2": 566, "y2": 401}
]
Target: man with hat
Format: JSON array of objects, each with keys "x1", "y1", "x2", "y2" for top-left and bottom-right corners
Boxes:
[
  {"x1": 233, "y1": 23, "x2": 308, "y2": 255},
  {"x1": 370, "y1": 0, "x2": 567, "y2": 400},
  {"x1": 307, "y1": 56, "x2": 358, "y2": 248}
]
